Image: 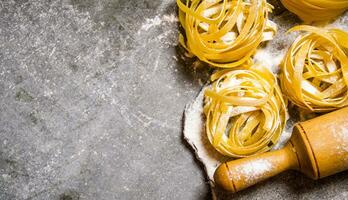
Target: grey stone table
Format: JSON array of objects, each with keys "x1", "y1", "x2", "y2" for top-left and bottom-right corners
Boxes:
[{"x1": 0, "y1": 1, "x2": 346, "y2": 200}]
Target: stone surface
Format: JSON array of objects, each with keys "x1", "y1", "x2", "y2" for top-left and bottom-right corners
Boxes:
[{"x1": 0, "y1": 0, "x2": 346, "y2": 200}]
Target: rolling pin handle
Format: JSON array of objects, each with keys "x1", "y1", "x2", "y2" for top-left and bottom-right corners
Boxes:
[{"x1": 214, "y1": 143, "x2": 299, "y2": 192}]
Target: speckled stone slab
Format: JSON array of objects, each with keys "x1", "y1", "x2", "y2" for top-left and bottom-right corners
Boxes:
[{"x1": 0, "y1": 1, "x2": 347, "y2": 200}]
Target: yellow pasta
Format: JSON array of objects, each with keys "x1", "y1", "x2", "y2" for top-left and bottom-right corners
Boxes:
[
  {"x1": 281, "y1": 0, "x2": 348, "y2": 22},
  {"x1": 280, "y1": 25, "x2": 348, "y2": 112},
  {"x1": 203, "y1": 64, "x2": 287, "y2": 157},
  {"x1": 177, "y1": 0, "x2": 277, "y2": 68}
]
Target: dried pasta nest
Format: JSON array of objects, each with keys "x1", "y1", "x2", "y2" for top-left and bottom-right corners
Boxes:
[
  {"x1": 280, "y1": 0, "x2": 348, "y2": 22},
  {"x1": 203, "y1": 64, "x2": 287, "y2": 157},
  {"x1": 177, "y1": 0, "x2": 277, "y2": 68},
  {"x1": 280, "y1": 25, "x2": 348, "y2": 112}
]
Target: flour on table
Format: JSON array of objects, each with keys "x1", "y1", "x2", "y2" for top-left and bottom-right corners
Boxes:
[
  {"x1": 138, "y1": 14, "x2": 178, "y2": 33},
  {"x1": 183, "y1": 88, "x2": 224, "y2": 182}
]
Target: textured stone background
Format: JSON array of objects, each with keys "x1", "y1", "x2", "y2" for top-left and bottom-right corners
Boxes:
[{"x1": 0, "y1": 0, "x2": 347, "y2": 200}]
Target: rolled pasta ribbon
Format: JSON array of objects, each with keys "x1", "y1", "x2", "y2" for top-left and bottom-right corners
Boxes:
[
  {"x1": 280, "y1": 25, "x2": 348, "y2": 112},
  {"x1": 177, "y1": 0, "x2": 277, "y2": 68},
  {"x1": 280, "y1": 0, "x2": 348, "y2": 22},
  {"x1": 203, "y1": 64, "x2": 287, "y2": 157}
]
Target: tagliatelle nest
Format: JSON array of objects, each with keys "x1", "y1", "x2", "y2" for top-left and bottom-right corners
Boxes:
[
  {"x1": 177, "y1": 0, "x2": 277, "y2": 68},
  {"x1": 280, "y1": 0, "x2": 348, "y2": 22},
  {"x1": 280, "y1": 25, "x2": 348, "y2": 112},
  {"x1": 203, "y1": 64, "x2": 287, "y2": 157}
]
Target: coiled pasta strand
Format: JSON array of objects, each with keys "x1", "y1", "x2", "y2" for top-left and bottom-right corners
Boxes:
[
  {"x1": 177, "y1": 0, "x2": 277, "y2": 68},
  {"x1": 281, "y1": 0, "x2": 348, "y2": 22},
  {"x1": 280, "y1": 25, "x2": 348, "y2": 112},
  {"x1": 204, "y1": 64, "x2": 287, "y2": 157}
]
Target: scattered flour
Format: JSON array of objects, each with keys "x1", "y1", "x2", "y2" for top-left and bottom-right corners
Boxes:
[
  {"x1": 136, "y1": 13, "x2": 179, "y2": 46},
  {"x1": 337, "y1": 126, "x2": 348, "y2": 154},
  {"x1": 234, "y1": 159, "x2": 273, "y2": 182},
  {"x1": 138, "y1": 14, "x2": 178, "y2": 33},
  {"x1": 183, "y1": 88, "x2": 223, "y2": 182},
  {"x1": 253, "y1": 49, "x2": 284, "y2": 74},
  {"x1": 184, "y1": 88, "x2": 222, "y2": 200}
]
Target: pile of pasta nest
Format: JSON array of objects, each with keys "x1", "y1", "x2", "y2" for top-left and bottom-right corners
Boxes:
[{"x1": 177, "y1": 0, "x2": 348, "y2": 158}]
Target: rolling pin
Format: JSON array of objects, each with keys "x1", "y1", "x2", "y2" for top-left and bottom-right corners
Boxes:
[{"x1": 214, "y1": 107, "x2": 348, "y2": 192}]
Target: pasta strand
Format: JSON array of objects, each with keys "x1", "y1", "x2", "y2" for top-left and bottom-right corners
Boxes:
[
  {"x1": 281, "y1": 0, "x2": 348, "y2": 22},
  {"x1": 280, "y1": 26, "x2": 348, "y2": 112},
  {"x1": 204, "y1": 64, "x2": 287, "y2": 157},
  {"x1": 177, "y1": 0, "x2": 277, "y2": 68}
]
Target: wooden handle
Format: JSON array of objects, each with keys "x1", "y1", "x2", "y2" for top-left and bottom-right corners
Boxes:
[{"x1": 214, "y1": 143, "x2": 299, "y2": 192}]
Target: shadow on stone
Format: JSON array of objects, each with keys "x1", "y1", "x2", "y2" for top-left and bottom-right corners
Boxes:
[{"x1": 59, "y1": 190, "x2": 80, "y2": 200}]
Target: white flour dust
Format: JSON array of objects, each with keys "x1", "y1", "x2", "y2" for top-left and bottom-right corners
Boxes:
[
  {"x1": 183, "y1": 88, "x2": 223, "y2": 182},
  {"x1": 234, "y1": 159, "x2": 273, "y2": 182},
  {"x1": 336, "y1": 126, "x2": 348, "y2": 154},
  {"x1": 138, "y1": 14, "x2": 178, "y2": 33}
]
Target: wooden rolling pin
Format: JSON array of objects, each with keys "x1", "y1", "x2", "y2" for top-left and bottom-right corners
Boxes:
[{"x1": 214, "y1": 107, "x2": 348, "y2": 192}]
